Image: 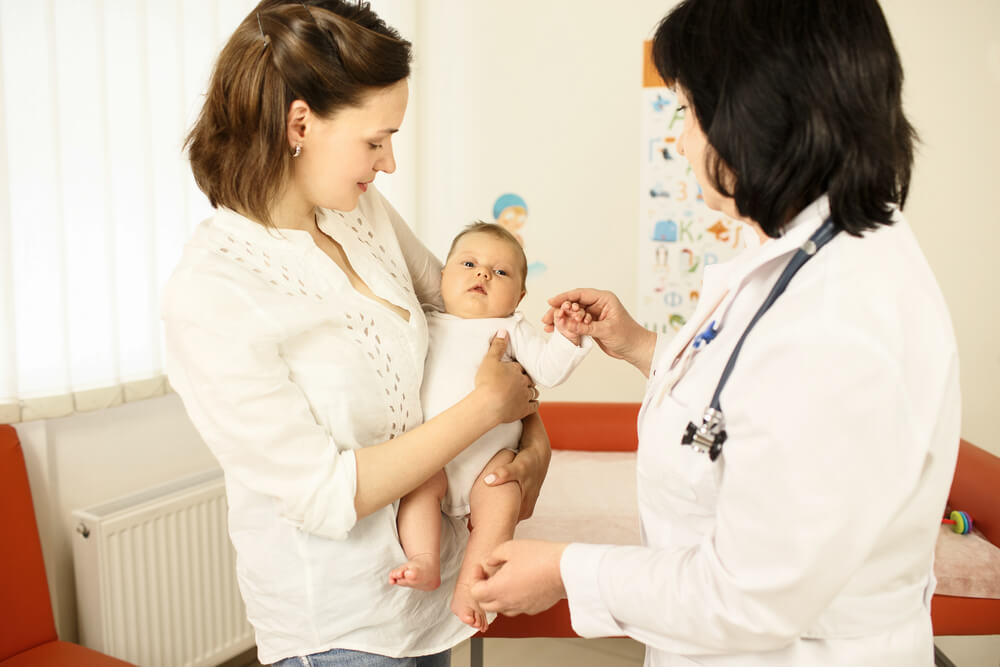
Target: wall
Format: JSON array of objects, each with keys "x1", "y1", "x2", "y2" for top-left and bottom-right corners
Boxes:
[
  {"x1": 411, "y1": 0, "x2": 1000, "y2": 452},
  {"x1": 409, "y1": 1, "x2": 999, "y2": 662},
  {"x1": 880, "y1": 0, "x2": 1000, "y2": 453},
  {"x1": 413, "y1": 0, "x2": 671, "y2": 406}
]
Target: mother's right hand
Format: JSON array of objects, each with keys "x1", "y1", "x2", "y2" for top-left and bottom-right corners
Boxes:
[{"x1": 475, "y1": 330, "x2": 538, "y2": 425}]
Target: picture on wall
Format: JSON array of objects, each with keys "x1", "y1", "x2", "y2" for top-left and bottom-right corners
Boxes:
[
  {"x1": 492, "y1": 192, "x2": 547, "y2": 279},
  {"x1": 637, "y1": 41, "x2": 745, "y2": 336}
]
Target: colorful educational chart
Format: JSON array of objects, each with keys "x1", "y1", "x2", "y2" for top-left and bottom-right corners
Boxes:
[{"x1": 638, "y1": 41, "x2": 744, "y2": 335}]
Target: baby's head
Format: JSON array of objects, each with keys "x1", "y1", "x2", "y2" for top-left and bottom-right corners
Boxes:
[{"x1": 441, "y1": 222, "x2": 527, "y2": 319}]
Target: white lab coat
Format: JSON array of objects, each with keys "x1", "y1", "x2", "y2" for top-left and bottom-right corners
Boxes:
[{"x1": 561, "y1": 196, "x2": 961, "y2": 666}]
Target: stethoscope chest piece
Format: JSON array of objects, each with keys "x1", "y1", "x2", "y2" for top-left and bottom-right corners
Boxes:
[
  {"x1": 677, "y1": 217, "x2": 839, "y2": 464},
  {"x1": 682, "y1": 407, "x2": 727, "y2": 461}
]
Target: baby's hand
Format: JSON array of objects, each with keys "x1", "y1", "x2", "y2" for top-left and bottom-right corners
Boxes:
[{"x1": 553, "y1": 301, "x2": 591, "y2": 346}]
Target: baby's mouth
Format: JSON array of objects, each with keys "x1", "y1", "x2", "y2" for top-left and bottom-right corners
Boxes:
[{"x1": 469, "y1": 285, "x2": 487, "y2": 295}]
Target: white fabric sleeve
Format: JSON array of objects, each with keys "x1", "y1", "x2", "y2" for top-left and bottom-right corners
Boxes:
[
  {"x1": 561, "y1": 543, "x2": 622, "y2": 637},
  {"x1": 509, "y1": 318, "x2": 592, "y2": 388},
  {"x1": 649, "y1": 332, "x2": 673, "y2": 374},
  {"x1": 559, "y1": 318, "x2": 950, "y2": 654},
  {"x1": 163, "y1": 268, "x2": 358, "y2": 540},
  {"x1": 376, "y1": 188, "x2": 444, "y2": 310}
]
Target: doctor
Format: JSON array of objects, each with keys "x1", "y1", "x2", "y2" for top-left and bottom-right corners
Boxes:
[{"x1": 470, "y1": 0, "x2": 961, "y2": 664}]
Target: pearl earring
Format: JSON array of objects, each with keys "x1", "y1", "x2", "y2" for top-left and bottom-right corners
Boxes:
[{"x1": 291, "y1": 144, "x2": 302, "y2": 158}]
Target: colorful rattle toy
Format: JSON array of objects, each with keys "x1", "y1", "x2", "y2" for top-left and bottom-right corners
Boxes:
[{"x1": 942, "y1": 510, "x2": 973, "y2": 535}]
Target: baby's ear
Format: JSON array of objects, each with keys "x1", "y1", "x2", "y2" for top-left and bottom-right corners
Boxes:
[{"x1": 517, "y1": 288, "x2": 526, "y2": 306}]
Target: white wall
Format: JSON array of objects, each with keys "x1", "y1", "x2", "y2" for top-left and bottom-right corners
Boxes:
[
  {"x1": 413, "y1": 0, "x2": 671, "y2": 406},
  {"x1": 880, "y1": 0, "x2": 1000, "y2": 453},
  {"x1": 411, "y1": 0, "x2": 1000, "y2": 454},
  {"x1": 15, "y1": 0, "x2": 999, "y2": 662},
  {"x1": 409, "y1": 1, "x2": 1000, "y2": 662}
]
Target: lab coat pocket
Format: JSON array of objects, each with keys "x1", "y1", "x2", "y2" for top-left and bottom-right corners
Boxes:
[{"x1": 638, "y1": 390, "x2": 721, "y2": 513}]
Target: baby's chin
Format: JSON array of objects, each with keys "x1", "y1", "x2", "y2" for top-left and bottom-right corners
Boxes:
[
  {"x1": 455, "y1": 309, "x2": 516, "y2": 320},
  {"x1": 444, "y1": 302, "x2": 517, "y2": 320}
]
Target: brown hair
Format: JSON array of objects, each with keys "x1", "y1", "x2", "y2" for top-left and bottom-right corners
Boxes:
[
  {"x1": 446, "y1": 221, "x2": 528, "y2": 290},
  {"x1": 185, "y1": 1, "x2": 411, "y2": 227}
]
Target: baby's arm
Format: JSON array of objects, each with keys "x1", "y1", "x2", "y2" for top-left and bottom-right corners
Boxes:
[{"x1": 510, "y1": 316, "x2": 592, "y2": 388}]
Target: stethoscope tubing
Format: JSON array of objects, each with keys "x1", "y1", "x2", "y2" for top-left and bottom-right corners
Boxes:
[
  {"x1": 682, "y1": 217, "x2": 839, "y2": 461},
  {"x1": 708, "y1": 217, "x2": 839, "y2": 411}
]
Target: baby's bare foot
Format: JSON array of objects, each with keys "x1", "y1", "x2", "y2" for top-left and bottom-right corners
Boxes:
[
  {"x1": 388, "y1": 553, "x2": 440, "y2": 591},
  {"x1": 451, "y1": 582, "x2": 489, "y2": 632}
]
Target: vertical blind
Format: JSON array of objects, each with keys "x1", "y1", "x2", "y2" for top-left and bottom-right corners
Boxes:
[{"x1": 0, "y1": 0, "x2": 416, "y2": 423}]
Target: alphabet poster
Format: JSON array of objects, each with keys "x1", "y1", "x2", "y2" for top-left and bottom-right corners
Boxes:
[{"x1": 638, "y1": 41, "x2": 745, "y2": 335}]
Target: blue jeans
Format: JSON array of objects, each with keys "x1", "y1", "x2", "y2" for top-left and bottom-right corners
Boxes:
[{"x1": 272, "y1": 648, "x2": 451, "y2": 667}]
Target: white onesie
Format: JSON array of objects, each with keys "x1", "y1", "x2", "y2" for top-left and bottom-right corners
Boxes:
[{"x1": 422, "y1": 310, "x2": 591, "y2": 516}]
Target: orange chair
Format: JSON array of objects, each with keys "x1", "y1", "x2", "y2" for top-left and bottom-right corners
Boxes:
[
  {"x1": 475, "y1": 403, "x2": 1000, "y2": 659},
  {"x1": 931, "y1": 438, "x2": 1000, "y2": 635},
  {"x1": 0, "y1": 424, "x2": 133, "y2": 667}
]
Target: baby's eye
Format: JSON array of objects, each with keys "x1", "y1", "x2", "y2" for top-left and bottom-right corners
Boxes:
[
  {"x1": 369, "y1": 142, "x2": 383, "y2": 149},
  {"x1": 495, "y1": 269, "x2": 507, "y2": 277},
  {"x1": 462, "y1": 261, "x2": 475, "y2": 268}
]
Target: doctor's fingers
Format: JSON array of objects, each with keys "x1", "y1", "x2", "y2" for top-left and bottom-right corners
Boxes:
[
  {"x1": 472, "y1": 567, "x2": 559, "y2": 617},
  {"x1": 546, "y1": 288, "x2": 620, "y2": 318},
  {"x1": 469, "y1": 572, "x2": 521, "y2": 615},
  {"x1": 545, "y1": 287, "x2": 601, "y2": 309}
]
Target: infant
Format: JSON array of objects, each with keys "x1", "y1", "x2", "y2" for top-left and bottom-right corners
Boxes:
[{"x1": 388, "y1": 222, "x2": 590, "y2": 630}]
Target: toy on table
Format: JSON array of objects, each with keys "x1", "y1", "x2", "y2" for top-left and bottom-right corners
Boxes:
[{"x1": 941, "y1": 510, "x2": 973, "y2": 535}]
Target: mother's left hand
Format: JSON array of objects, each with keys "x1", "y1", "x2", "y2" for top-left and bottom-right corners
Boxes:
[
  {"x1": 471, "y1": 539, "x2": 569, "y2": 616},
  {"x1": 485, "y1": 412, "x2": 551, "y2": 520}
]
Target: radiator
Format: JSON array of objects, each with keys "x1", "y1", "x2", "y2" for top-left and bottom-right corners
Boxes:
[{"x1": 72, "y1": 469, "x2": 255, "y2": 667}]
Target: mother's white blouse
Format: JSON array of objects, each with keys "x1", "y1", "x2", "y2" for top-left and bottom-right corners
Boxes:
[{"x1": 162, "y1": 188, "x2": 473, "y2": 664}]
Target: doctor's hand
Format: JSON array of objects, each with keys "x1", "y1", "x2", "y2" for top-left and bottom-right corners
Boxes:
[
  {"x1": 470, "y1": 539, "x2": 568, "y2": 616},
  {"x1": 543, "y1": 288, "x2": 656, "y2": 376}
]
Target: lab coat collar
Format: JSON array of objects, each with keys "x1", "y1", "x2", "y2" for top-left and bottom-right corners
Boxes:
[
  {"x1": 743, "y1": 195, "x2": 832, "y2": 275},
  {"x1": 648, "y1": 195, "x2": 835, "y2": 407},
  {"x1": 712, "y1": 195, "x2": 833, "y2": 326}
]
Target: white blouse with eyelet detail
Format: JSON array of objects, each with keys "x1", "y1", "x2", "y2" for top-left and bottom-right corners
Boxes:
[{"x1": 161, "y1": 188, "x2": 474, "y2": 664}]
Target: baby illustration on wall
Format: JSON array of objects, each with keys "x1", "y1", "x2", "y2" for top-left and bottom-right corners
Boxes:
[
  {"x1": 493, "y1": 193, "x2": 527, "y2": 246},
  {"x1": 492, "y1": 192, "x2": 547, "y2": 278}
]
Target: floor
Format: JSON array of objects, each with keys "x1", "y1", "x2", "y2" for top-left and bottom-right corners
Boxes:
[
  {"x1": 452, "y1": 638, "x2": 645, "y2": 667},
  {"x1": 228, "y1": 638, "x2": 646, "y2": 666},
  {"x1": 230, "y1": 636, "x2": 1000, "y2": 666}
]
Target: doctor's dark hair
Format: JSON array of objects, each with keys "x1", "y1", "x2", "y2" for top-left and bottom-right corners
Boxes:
[
  {"x1": 185, "y1": 0, "x2": 411, "y2": 228},
  {"x1": 652, "y1": 0, "x2": 916, "y2": 237}
]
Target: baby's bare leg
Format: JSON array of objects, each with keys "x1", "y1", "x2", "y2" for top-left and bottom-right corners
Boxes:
[
  {"x1": 390, "y1": 469, "x2": 447, "y2": 591},
  {"x1": 451, "y1": 449, "x2": 521, "y2": 631}
]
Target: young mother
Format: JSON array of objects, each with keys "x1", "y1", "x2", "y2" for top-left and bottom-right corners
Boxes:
[
  {"x1": 473, "y1": 1, "x2": 960, "y2": 665},
  {"x1": 162, "y1": 2, "x2": 546, "y2": 665}
]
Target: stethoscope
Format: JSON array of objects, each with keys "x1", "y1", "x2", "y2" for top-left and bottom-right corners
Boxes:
[{"x1": 681, "y1": 217, "x2": 839, "y2": 461}]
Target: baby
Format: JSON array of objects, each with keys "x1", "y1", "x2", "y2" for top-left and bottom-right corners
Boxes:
[{"x1": 389, "y1": 222, "x2": 590, "y2": 630}]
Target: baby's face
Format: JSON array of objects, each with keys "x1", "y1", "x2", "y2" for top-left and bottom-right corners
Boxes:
[{"x1": 441, "y1": 232, "x2": 526, "y2": 319}]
